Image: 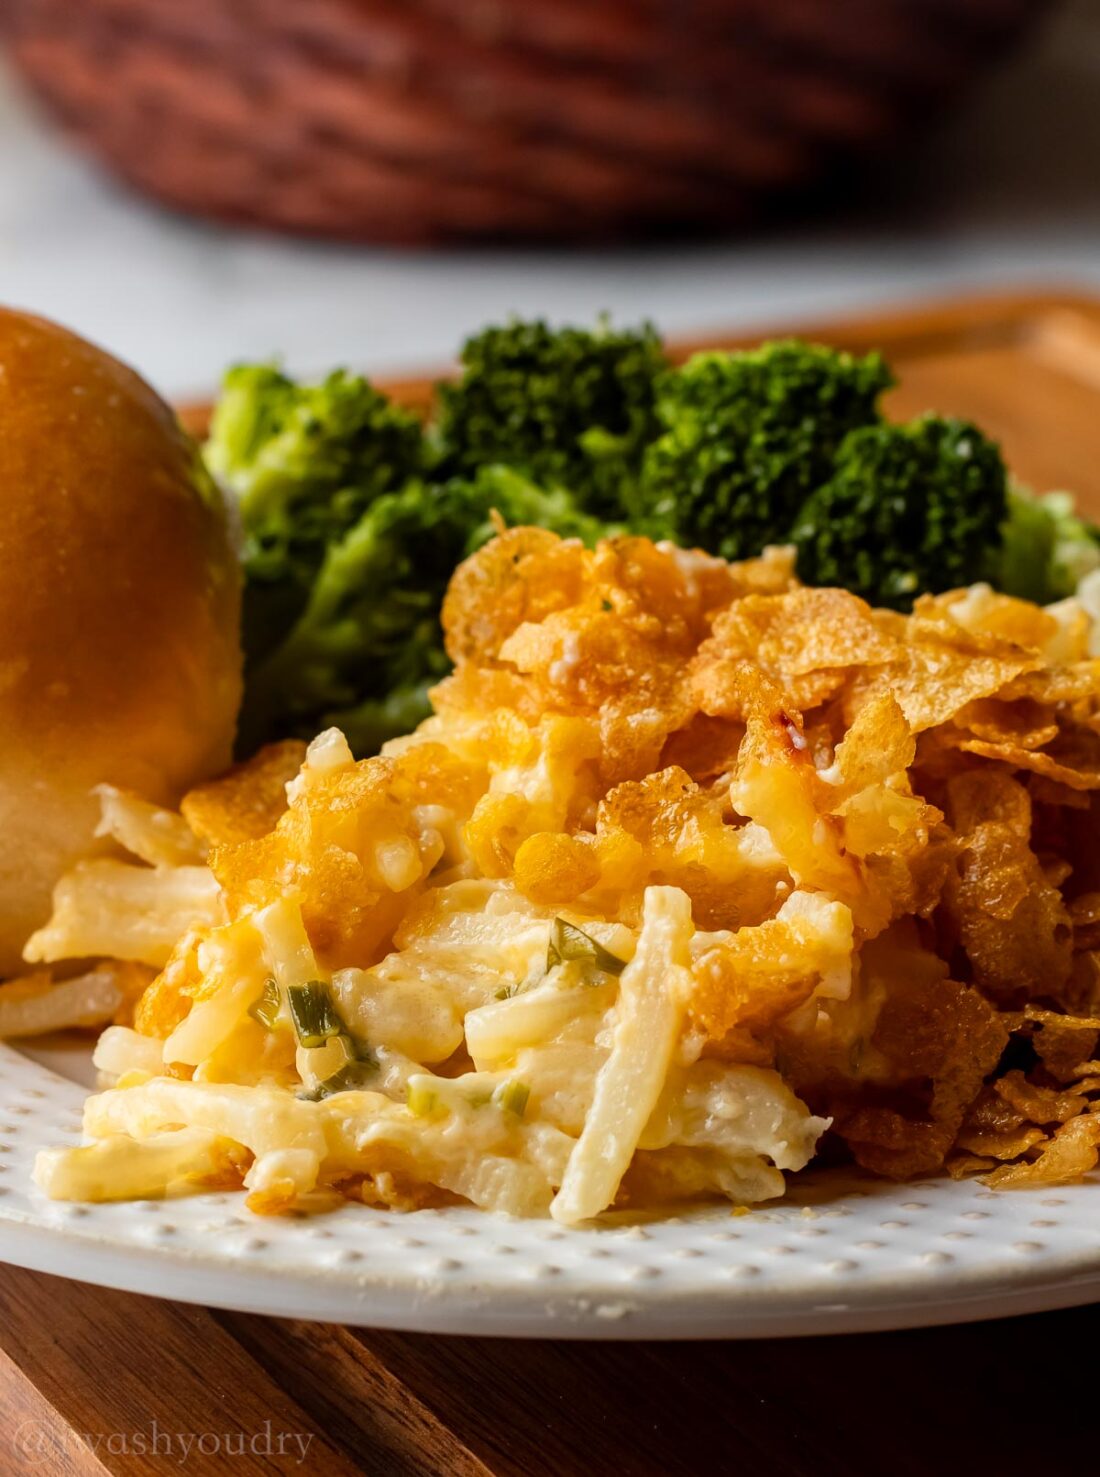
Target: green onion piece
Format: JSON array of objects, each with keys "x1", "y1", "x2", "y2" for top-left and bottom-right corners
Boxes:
[
  {"x1": 346, "y1": 1035, "x2": 377, "y2": 1067},
  {"x1": 248, "y1": 978, "x2": 281, "y2": 1030},
  {"x1": 406, "y1": 1081, "x2": 440, "y2": 1118},
  {"x1": 494, "y1": 984, "x2": 518, "y2": 1001},
  {"x1": 546, "y1": 917, "x2": 626, "y2": 977},
  {"x1": 493, "y1": 1078, "x2": 530, "y2": 1117},
  {"x1": 287, "y1": 981, "x2": 342, "y2": 1048},
  {"x1": 298, "y1": 1058, "x2": 377, "y2": 1102}
]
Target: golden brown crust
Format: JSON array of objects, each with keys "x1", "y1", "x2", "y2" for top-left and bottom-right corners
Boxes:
[{"x1": 0, "y1": 308, "x2": 241, "y2": 973}]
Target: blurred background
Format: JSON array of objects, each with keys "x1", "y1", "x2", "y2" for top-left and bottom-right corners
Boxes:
[{"x1": 0, "y1": 0, "x2": 1097, "y2": 399}]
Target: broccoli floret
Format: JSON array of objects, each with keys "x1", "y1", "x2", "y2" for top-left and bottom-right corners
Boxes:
[
  {"x1": 634, "y1": 341, "x2": 893, "y2": 559},
  {"x1": 236, "y1": 479, "x2": 464, "y2": 754},
  {"x1": 434, "y1": 317, "x2": 665, "y2": 519},
  {"x1": 999, "y1": 486, "x2": 1100, "y2": 604},
  {"x1": 235, "y1": 466, "x2": 609, "y2": 754},
  {"x1": 206, "y1": 364, "x2": 426, "y2": 663},
  {"x1": 207, "y1": 356, "x2": 614, "y2": 755},
  {"x1": 789, "y1": 416, "x2": 1008, "y2": 609}
]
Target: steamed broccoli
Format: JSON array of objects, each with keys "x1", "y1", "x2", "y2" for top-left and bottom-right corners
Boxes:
[
  {"x1": 208, "y1": 351, "x2": 617, "y2": 755},
  {"x1": 790, "y1": 416, "x2": 1008, "y2": 608},
  {"x1": 435, "y1": 317, "x2": 665, "y2": 519},
  {"x1": 207, "y1": 364, "x2": 426, "y2": 663},
  {"x1": 998, "y1": 486, "x2": 1100, "y2": 604},
  {"x1": 234, "y1": 466, "x2": 608, "y2": 754},
  {"x1": 634, "y1": 341, "x2": 894, "y2": 559}
]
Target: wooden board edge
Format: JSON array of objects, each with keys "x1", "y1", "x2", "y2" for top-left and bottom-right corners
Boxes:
[{"x1": 176, "y1": 286, "x2": 1100, "y2": 439}]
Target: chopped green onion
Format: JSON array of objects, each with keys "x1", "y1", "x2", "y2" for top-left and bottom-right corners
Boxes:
[
  {"x1": 345, "y1": 1035, "x2": 377, "y2": 1067},
  {"x1": 248, "y1": 978, "x2": 281, "y2": 1030},
  {"x1": 494, "y1": 983, "x2": 518, "y2": 1001},
  {"x1": 547, "y1": 917, "x2": 626, "y2": 977},
  {"x1": 406, "y1": 1081, "x2": 440, "y2": 1118},
  {"x1": 406, "y1": 1076, "x2": 499, "y2": 1115},
  {"x1": 287, "y1": 980, "x2": 342, "y2": 1047},
  {"x1": 493, "y1": 1078, "x2": 530, "y2": 1117},
  {"x1": 298, "y1": 1058, "x2": 377, "y2": 1102}
]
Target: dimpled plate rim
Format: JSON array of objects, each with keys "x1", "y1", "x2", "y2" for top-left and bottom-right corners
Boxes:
[{"x1": 1, "y1": 1040, "x2": 1099, "y2": 1338}]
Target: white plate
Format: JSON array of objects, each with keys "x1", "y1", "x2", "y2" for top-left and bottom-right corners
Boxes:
[{"x1": 2, "y1": 1040, "x2": 1099, "y2": 1339}]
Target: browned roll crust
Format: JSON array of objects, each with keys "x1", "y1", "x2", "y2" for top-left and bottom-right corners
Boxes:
[{"x1": 0, "y1": 308, "x2": 241, "y2": 974}]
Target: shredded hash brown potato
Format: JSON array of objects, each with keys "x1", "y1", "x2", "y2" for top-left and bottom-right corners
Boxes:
[{"x1": 19, "y1": 534, "x2": 1100, "y2": 1219}]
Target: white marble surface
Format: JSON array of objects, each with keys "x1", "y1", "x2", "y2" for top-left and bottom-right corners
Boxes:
[{"x1": 0, "y1": 1, "x2": 1098, "y2": 400}]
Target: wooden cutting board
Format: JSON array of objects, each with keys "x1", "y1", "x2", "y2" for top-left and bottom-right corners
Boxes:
[
  {"x1": 8, "y1": 290, "x2": 1100, "y2": 1477},
  {"x1": 181, "y1": 288, "x2": 1100, "y2": 517}
]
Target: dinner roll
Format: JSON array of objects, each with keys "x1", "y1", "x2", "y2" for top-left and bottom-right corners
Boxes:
[{"x1": 0, "y1": 308, "x2": 241, "y2": 975}]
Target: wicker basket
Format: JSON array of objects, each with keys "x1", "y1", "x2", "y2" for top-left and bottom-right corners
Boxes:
[{"x1": 1, "y1": 0, "x2": 1052, "y2": 243}]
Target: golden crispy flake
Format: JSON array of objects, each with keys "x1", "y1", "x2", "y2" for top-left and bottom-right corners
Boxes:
[
  {"x1": 1014, "y1": 1008, "x2": 1100, "y2": 1082},
  {"x1": 845, "y1": 612, "x2": 1039, "y2": 734},
  {"x1": 690, "y1": 892, "x2": 854, "y2": 1040},
  {"x1": 592, "y1": 767, "x2": 788, "y2": 929},
  {"x1": 961, "y1": 1084, "x2": 1026, "y2": 1135},
  {"x1": 957, "y1": 734, "x2": 1100, "y2": 791},
  {"x1": 690, "y1": 654, "x2": 789, "y2": 724},
  {"x1": 942, "y1": 821, "x2": 1073, "y2": 1006},
  {"x1": 956, "y1": 697, "x2": 1059, "y2": 751},
  {"x1": 984, "y1": 1114, "x2": 1100, "y2": 1188},
  {"x1": 707, "y1": 588, "x2": 902, "y2": 676},
  {"x1": 920, "y1": 586, "x2": 1063, "y2": 652},
  {"x1": 1000, "y1": 660, "x2": 1100, "y2": 705},
  {"x1": 993, "y1": 1070, "x2": 1087, "y2": 1124},
  {"x1": 954, "y1": 1124, "x2": 1047, "y2": 1159},
  {"x1": 455, "y1": 535, "x2": 739, "y2": 784},
  {"x1": 690, "y1": 589, "x2": 900, "y2": 718},
  {"x1": 731, "y1": 704, "x2": 861, "y2": 904},
  {"x1": 214, "y1": 743, "x2": 484, "y2": 970},
  {"x1": 181, "y1": 740, "x2": 308, "y2": 846},
  {"x1": 109, "y1": 961, "x2": 159, "y2": 1027},
  {"x1": 498, "y1": 603, "x2": 684, "y2": 718},
  {"x1": 721, "y1": 544, "x2": 800, "y2": 596},
  {"x1": 463, "y1": 713, "x2": 601, "y2": 878},
  {"x1": 442, "y1": 526, "x2": 588, "y2": 668},
  {"x1": 839, "y1": 975, "x2": 1008, "y2": 1178},
  {"x1": 823, "y1": 694, "x2": 914, "y2": 803},
  {"x1": 133, "y1": 930, "x2": 205, "y2": 1039},
  {"x1": 944, "y1": 770, "x2": 1032, "y2": 838},
  {"x1": 659, "y1": 714, "x2": 745, "y2": 782},
  {"x1": 946, "y1": 1153, "x2": 996, "y2": 1179}
]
